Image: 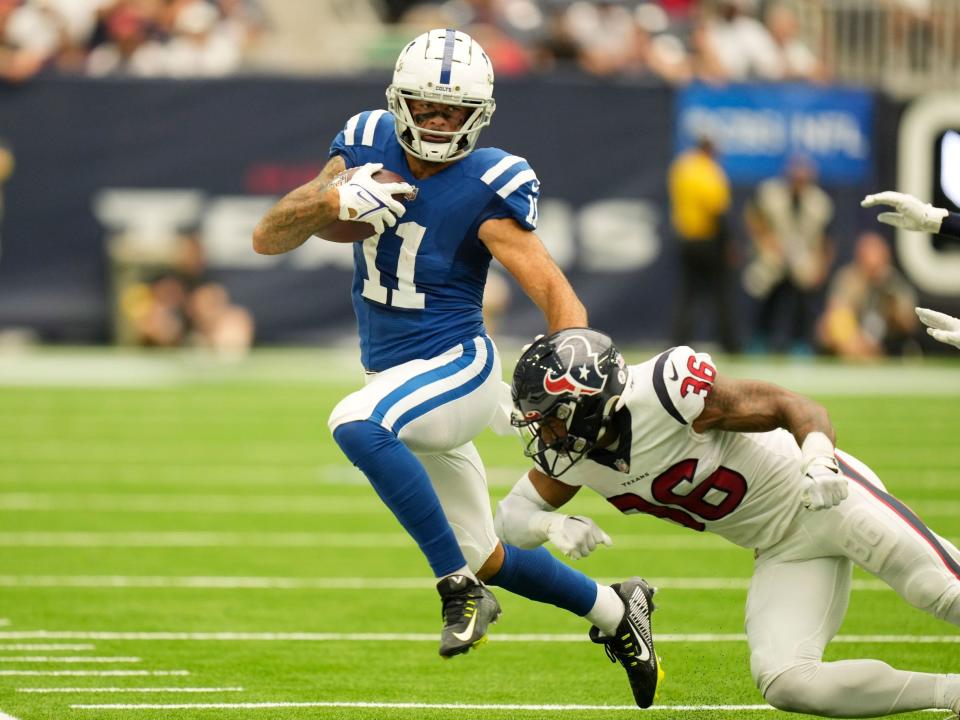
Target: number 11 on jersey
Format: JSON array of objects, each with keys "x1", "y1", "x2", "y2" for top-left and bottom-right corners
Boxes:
[{"x1": 361, "y1": 222, "x2": 427, "y2": 309}]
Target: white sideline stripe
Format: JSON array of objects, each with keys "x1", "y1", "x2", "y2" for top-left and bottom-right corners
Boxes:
[
  {"x1": 496, "y1": 168, "x2": 538, "y2": 199},
  {"x1": 0, "y1": 645, "x2": 95, "y2": 651},
  {"x1": 19, "y1": 687, "x2": 244, "y2": 694},
  {"x1": 0, "y1": 532, "x2": 744, "y2": 550},
  {"x1": 0, "y1": 575, "x2": 893, "y2": 591},
  {"x1": 0, "y1": 532, "x2": 417, "y2": 548},
  {"x1": 361, "y1": 110, "x2": 386, "y2": 146},
  {"x1": 480, "y1": 155, "x2": 524, "y2": 185},
  {"x1": 65, "y1": 702, "x2": 956, "y2": 713},
  {"x1": 0, "y1": 656, "x2": 139, "y2": 663},
  {"x1": 1, "y1": 631, "x2": 957, "y2": 644},
  {"x1": 343, "y1": 113, "x2": 362, "y2": 145},
  {"x1": 0, "y1": 493, "x2": 392, "y2": 514},
  {"x1": 0, "y1": 670, "x2": 189, "y2": 676}
]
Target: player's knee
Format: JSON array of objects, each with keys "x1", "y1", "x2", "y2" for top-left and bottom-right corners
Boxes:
[
  {"x1": 763, "y1": 665, "x2": 825, "y2": 715},
  {"x1": 903, "y1": 568, "x2": 960, "y2": 624},
  {"x1": 331, "y1": 419, "x2": 391, "y2": 461}
]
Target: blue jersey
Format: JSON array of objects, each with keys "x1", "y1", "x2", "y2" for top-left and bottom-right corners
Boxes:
[{"x1": 329, "y1": 109, "x2": 540, "y2": 372}]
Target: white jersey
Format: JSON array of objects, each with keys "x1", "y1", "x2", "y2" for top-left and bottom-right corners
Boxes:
[{"x1": 560, "y1": 346, "x2": 805, "y2": 550}]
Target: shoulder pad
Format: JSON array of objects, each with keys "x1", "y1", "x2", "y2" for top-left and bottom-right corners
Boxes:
[
  {"x1": 650, "y1": 346, "x2": 717, "y2": 426},
  {"x1": 340, "y1": 110, "x2": 394, "y2": 149}
]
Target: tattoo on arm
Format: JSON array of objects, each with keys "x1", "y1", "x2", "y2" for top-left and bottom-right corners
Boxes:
[
  {"x1": 253, "y1": 157, "x2": 345, "y2": 255},
  {"x1": 694, "y1": 376, "x2": 834, "y2": 446}
]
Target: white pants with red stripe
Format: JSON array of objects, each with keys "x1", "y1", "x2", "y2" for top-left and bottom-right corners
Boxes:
[{"x1": 746, "y1": 449, "x2": 960, "y2": 717}]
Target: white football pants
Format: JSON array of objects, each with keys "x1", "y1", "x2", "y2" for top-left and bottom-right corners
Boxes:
[
  {"x1": 327, "y1": 335, "x2": 502, "y2": 571},
  {"x1": 747, "y1": 449, "x2": 960, "y2": 717}
]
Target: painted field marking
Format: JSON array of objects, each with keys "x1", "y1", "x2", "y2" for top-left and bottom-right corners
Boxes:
[
  {"x1": 0, "y1": 620, "x2": 9, "y2": 627},
  {"x1": 64, "y1": 701, "x2": 959, "y2": 713},
  {"x1": 0, "y1": 709, "x2": 21, "y2": 720},
  {"x1": 0, "y1": 631, "x2": 957, "y2": 644},
  {"x1": 0, "y1": 575, "x2": 894, "y2": 591},
  {"x1": 0, "y1": 644, "x2": 95, "y2": 651},
  {"x1": 0, "y1": 670, "x2": 188, "y2": 677},
  {"x1": 0, "y1": 656, "x2": 139, "y2": 663},
  {"x1": 19, "y1": 687, "x2": 244, "y2": 694},
  {"x1": 0, "y1": 494, "x2": 389, "y2": 514}
]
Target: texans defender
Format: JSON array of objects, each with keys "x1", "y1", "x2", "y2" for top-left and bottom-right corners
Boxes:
[
  {"x1": 253, "y1": 29, "x2": 658, "y2": 697},
  {"x1": 861, "y1": 191, "x2": 960, "y2": 350},
  {"x1": 498, "y1": 328, "x2": 960, "y2": 717}
]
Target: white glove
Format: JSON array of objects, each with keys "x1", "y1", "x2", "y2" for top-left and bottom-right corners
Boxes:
[
  {"x1": 545, "y1": 514, "x2": 612, "y2": 560},
  {"x1": 799, "y1": 432, "x2": 847, "y2": 511},
  {"x1": 336, "y1": 163, "x2": 415, "y2": 235},
  {"x1": 861, "y1": 191, "x2": 948, "y2": 233},
  {"x1": 916, "y1": 307, "x2": 960, "y2": 350}
]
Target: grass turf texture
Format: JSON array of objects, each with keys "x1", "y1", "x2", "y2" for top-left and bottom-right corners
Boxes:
[{"x1": 0, "y1": 350, "x2": 958, "y2": 720}]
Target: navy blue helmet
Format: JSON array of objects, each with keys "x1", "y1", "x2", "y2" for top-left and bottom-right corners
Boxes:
[{"x1": 511, "y1": 328, "x2": 627, "y2": 477}]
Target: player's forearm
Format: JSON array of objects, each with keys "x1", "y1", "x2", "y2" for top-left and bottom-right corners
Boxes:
[
  {"x1": 778, "y1": 389, "x2": 835, "y2": 448},
  {"x1": 253, "y1": 185, "x2": 339, "y2": 255},
  {"x1": 532, "y1": 273, "x2": 588, "y2": 332}
]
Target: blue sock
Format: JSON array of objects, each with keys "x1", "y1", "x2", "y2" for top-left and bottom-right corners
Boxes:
[
  {"x1": 487, "y1": 544, "x2": 597, "y2": 616},
  {"x1": 332, "y1": 420, "x2": 466, "y2": 577}
]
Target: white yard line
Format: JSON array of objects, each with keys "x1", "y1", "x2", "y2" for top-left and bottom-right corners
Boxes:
[
  {"x1": 64, "y1": 702, "x2": 958, "y2": 713},
  {"x1": 0, "y1": 644, "x2": 95, "y2": 651},
  {"x1": 0, "y1": 709, "x2": 21, "y2": 720},
  {"x1": 0, "y1": 670, "x2": 188, "y2": 676},
  {"x1": 0, "y1": 532, "x2": 735, "y2": 551},
  {"x1": 19, "y1": 687, "x2": 243, "y2": 694},
  {"x1": 0, "y1": 575, "x2": 893, "y2": 591},
  {"x1": 71, "y1": 701, "x2": 780, "y2": 712},
  {"x1": 0, "y1": 656, "x2": 139, "y2": 663},
  {"x1": 0, "y1": 631, "x2": 957, "y2": 644},
  {"x1": 0, "y1": 494, "x2": 388, "y2": 514}
]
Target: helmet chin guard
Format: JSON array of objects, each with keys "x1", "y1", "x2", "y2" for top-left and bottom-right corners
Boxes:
[{"x1": 386, "y1": 28, "x2": 496, "y2": 163}]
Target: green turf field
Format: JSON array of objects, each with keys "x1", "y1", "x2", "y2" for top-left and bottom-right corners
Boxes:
[{"x1": 0, "y1": 349, "x2": 959, "y2": 720}]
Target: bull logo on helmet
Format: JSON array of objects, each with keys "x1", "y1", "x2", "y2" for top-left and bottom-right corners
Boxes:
[{"x1": 543, "y1": 334, "x2": 608, "y2": 397}]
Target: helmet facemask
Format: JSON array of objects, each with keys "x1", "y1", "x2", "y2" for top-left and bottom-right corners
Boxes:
[
  {"x1": 386, "y1": 89, "x2": 494, "y2": 163},
  {"x1": 512, "y1": 384, "x2": 622, "y2": 478}
]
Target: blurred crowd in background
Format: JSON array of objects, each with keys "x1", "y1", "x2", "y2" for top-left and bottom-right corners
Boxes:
[{"x1": 0, "y1": 0, "x2": 831, "y2": 83}]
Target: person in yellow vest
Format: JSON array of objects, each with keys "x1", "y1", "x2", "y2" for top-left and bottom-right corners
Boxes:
[{"x1": 668, "y1": 136, "x2": 740, "y2": 353}]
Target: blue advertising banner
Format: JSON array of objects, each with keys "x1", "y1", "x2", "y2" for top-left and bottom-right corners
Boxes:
[{"x1": 675, "y1": 83, "x2": 874, "y2": 184}]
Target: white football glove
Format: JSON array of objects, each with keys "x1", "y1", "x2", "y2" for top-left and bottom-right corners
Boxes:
[
  {"x1": 545, "y1": 514, "x2": 612, "y2": 560},
  {"x1": 799, "y1": 432, "x2": 847, "y2": 511},
  {"x1": 916, "y1": 307, "x2": 960, "y2": 350},
  {"x1": 337, "y1": 162, "x2": 415, "y2": 235},
  {"x1": 861, "y1": 191, "x2": 949, "y2": 233}
]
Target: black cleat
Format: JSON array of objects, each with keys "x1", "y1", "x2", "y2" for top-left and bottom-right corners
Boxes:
[
  {"x1": 436, "y1": 574, "x2": 501, "y2": 658},
  {"x1": 589, "y1": 577, "x2": 664, "y2": 708}
]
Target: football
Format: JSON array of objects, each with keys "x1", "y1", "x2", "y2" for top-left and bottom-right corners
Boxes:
[{"x1": 320, "y1": 167, "x2": 417, "y2": 243}]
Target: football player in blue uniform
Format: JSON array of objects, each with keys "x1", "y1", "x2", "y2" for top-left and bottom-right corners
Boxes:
[
  {"x1": 861, "y1": 191, "x2": 960, "y2": 349},
  {"x1": 253, "y1": 28, "x2": 659, "y2": 702}
]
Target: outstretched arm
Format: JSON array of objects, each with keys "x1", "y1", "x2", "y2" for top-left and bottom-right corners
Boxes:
[
  {"x1": 494, "y1": 469, "x2": 612, "y2": 560},
  {"x1": 861, "y1": 191, "x2": 960, "y2": 238},
  {"x1": 916, "y1": 307, "x2": 960, "y2": 350},
  {"x1": 693, "y1": 375, "x2": 846, "y2": 511},
  {"x1": 479, "y1": 219, "x2": 587, "y2": 332}
]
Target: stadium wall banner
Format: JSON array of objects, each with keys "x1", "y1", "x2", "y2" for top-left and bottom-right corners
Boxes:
[
  {"x1": 0, "y1": 77, "x2": 894, "y2": 346},
  {"x1": 675, "y1": 82, "x2": 874, "y2": 184}
]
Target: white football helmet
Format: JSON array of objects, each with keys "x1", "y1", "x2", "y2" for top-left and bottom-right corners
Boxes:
[{"x1": 386, "y1": 28, "x2": 496, "y2": 163}]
